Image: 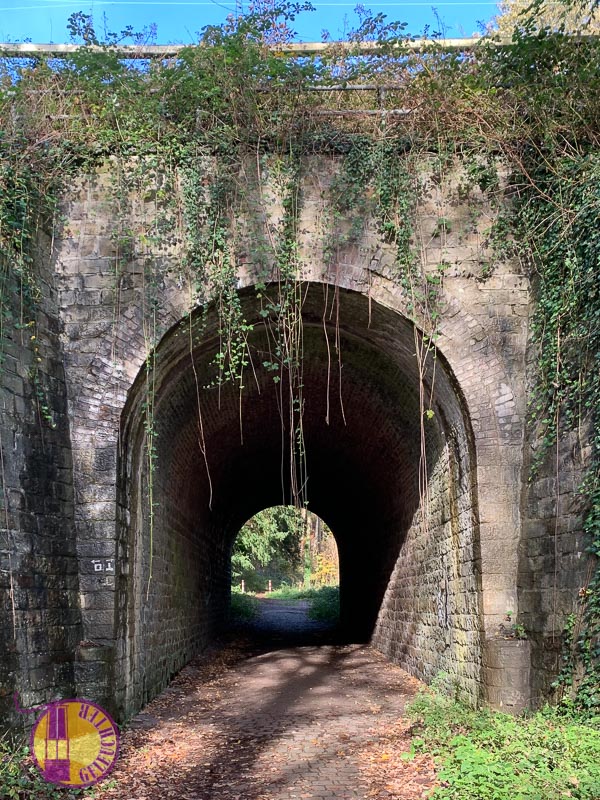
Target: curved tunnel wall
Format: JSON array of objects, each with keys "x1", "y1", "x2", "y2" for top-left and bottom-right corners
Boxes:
[{"x1": 115, "y1": 284, "x2": 482, "y2": 717}]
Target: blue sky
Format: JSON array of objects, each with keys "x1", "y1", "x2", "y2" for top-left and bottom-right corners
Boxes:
[{"x1": 0, "y1": 0, "x2": 500, "y2": 44}]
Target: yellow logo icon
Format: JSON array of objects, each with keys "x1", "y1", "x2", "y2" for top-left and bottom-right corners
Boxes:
[{"x1": 31, "y1": 699, "x2": 120, "y2": 787}]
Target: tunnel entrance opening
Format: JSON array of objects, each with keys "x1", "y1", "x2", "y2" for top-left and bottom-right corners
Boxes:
[{"x1": 116, "y1": 283, "x2": 483, "y2": 719}]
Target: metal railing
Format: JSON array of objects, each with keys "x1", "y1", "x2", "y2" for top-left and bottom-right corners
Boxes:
[{"x1": 0, "y1": 38, "x2": 486, "y2": 58}]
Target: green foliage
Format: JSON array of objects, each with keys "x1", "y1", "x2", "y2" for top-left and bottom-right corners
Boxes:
[
  {"x1": 0, "y1": 732, "x2": 92, "y2": 799},
  {"x1": 511, "y1": 151, "x2": 600, "y2": 710},
  {"x1": 232, "y1": 506, "x2": 305, "y2": 588},
  {"x1": 432, "y1": 217, "x2": 452, "y2": 237},
  {"x1": 499, "y1": 610, "x2": 528, "y2": 640},
  {"x1": 521, "y1": 157, "x2": 600, "y2": 469},
  {"x1": 406, "y1": 685, "x2": 600, "y2": 800},
  {"x1": 307, "y1": 585, "x2": 339, "y2": 622},
  {"x1": 229, "y1": 587, "x2": 260, "y2": 621},
  {"x1": 0, "y1": 162, "x2": 50, "y2": 367},
  {"x1": 268, "y1": 585, "x2": 319, "y2": 599},
  {"x1": 181, "y1": 162, "x2": 255, "y2": 390}
]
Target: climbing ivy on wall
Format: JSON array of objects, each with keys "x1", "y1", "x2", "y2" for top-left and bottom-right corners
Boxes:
[
  {"x1": 0, "y1": 6, "x2": 599, "y2": 706},
  {"x1": 480, "y1": 32, "x2": 600, "y2": 710},
  {"x1": 517, "y1": 156, "x2": 600, "y2": 711}
]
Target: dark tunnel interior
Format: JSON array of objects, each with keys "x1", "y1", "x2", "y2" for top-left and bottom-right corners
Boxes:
[{"x1": 116, "y1": 283, "x2": 473, "y2": 714}]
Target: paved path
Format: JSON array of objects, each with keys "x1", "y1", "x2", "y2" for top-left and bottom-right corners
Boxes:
[
  {"x1": 245, "y1": 596, "x2": 337, "y2": 638},
  {"x1": 96, "y1": 601, "x2": 433, "y2": 800}
]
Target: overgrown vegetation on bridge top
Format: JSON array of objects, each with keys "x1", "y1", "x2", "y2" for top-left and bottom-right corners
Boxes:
[{"x1": 0, "y1": 1, "x2": 599, "y2": 712}]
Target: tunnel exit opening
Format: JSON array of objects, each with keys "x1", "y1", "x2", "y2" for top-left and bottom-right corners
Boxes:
[
  {"x1": 115, "y1": 283, "x2": 483, "y2": 719},
  {"x1": 231, "y1": 506, "x2": 339, "y2": 595},
  {"x1": 230, "y1": 506, "x2": 341, "y2": 637}
]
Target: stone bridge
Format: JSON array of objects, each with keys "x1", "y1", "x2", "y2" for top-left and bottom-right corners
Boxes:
[{"x1": 0, "y1": 154, "x2": 590, "y2": 729}]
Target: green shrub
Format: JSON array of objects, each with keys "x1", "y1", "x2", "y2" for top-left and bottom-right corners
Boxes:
[
  {"x1": 405, "y1": 684, "x2": 600, "y2": 800},
  {"x1": 268, "y1": 585, "x2": 318, "y2": 600},
  {"x1": 229, "y1": 588, "x2": 260, "y2": 621},
  {"x1": 308, "y1": 586, "x2": 339, "y2": 622},
  {"x1": 0, "y1": 731, "x2": 91, "y2": 799}
]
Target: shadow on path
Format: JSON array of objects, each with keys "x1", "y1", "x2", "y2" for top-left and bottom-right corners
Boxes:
[
  {"x1": 95, "y1": 600, "x2": 430, "y2": 800},
  {"x1": 231, "y1": 595, "x2": 345, "y2": 650}
]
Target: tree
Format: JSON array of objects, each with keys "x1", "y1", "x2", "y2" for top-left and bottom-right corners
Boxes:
[
  {"x1": 488, "y1": 0, "x2": 599, "y2": 37},
  {"x1": 302, "y1": 514, "x2": 339, "y2": 587},
  {"x1": 66, "y1": 11, "x2": 157, "y2": 46},
  {"x1": 231, "y1": 506, "x2": 305, "y2": 589}
]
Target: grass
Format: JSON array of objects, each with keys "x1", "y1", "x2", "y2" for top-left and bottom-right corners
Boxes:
[
  {"x1": 405, "y1": 680, "x2": 600, "y2": 800},
  {"x1": 268, "y1": 585, "x2": 340, "y2": 623},
  {"x1": 267, "y1": 585, "x2": 319, "y2": 600}
]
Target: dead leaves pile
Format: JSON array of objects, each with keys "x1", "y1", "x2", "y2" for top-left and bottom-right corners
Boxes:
[{"x1": 356, "y1": 720, "x2": 438, "y2": 800}]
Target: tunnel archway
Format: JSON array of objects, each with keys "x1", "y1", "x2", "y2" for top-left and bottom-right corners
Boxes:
[{"x1": 115, "y1": 283, "x2": 483, "y2": 717}]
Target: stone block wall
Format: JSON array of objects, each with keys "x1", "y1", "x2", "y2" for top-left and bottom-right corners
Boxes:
[
  {"x1": 113, "y1": 378, "x2": 231, "y2": 719},
  {"x1": 519, "y1": 420, "x2": 594, "y2": 706},
  {"x1": 0, "y1": 233, "x2": 82, "y2": 732},
  {"x1": 483, "y1": 639, "x2": 531, "y2": 713},
  {"x1": 0, "y1": 151, "x2": 594, "y2": 729},
  {"x1": 372, "y1": 354, "x2": 483, "y2": 703}
]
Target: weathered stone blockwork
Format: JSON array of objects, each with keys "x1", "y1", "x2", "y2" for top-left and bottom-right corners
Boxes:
[
  {"x1": 0, "y1": 153, "x2": 593, "y2": 728},
  {"x1": 0, "y1": 234, "x2": 82, "y2": 729},
  {"x1": 519, "y1": 420, "x2": 594, "y2": 706},
  {"x1": 372, "y1": 376, "x2": 483, "y2": 701}
]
